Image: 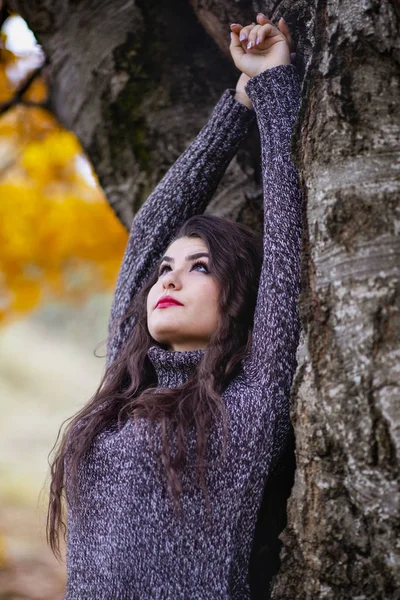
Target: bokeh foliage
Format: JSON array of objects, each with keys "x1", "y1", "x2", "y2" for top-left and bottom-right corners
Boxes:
[{"x1": 0, "y1": 19, "x2": 128, "y2": 325}]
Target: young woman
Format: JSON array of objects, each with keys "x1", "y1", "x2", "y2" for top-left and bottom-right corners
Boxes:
[{"x1": 48, "y1": 13, "x2": 303, "y2": 599}]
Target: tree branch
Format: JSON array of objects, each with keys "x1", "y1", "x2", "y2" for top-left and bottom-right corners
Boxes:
[
  {"x1": 0, "y1": 60, "x2": 48, "y2": 116},
  {"x1": 20, "y1": 98, "x2": 51, "y2": 110}
]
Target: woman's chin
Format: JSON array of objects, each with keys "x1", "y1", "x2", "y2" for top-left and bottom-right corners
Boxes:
[{"x1": 149, "y1": 326, "x2": 180, "y2": 346}]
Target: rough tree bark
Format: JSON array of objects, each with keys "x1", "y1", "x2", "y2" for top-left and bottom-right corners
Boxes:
[{"x1": 9, "y1": 0, "x2": 400, "y2": 598}]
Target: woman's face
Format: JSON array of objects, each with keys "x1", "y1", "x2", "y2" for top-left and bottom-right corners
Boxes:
[{"x1": 147, "y1": 236, "x2": 220, "y2": 352}]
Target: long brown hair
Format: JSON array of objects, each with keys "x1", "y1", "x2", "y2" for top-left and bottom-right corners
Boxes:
[{"x1": 47, "y1": 214, "x2": 262, "y2": 558}]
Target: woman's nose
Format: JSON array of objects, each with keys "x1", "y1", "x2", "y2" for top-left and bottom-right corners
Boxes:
[{"x1": 162, "y1": 269, "x2": 182, "y2": 289}]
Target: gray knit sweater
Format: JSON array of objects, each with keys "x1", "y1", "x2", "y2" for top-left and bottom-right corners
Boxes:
[{"x1": 65, "y1": 64, "x2": 302, "y2": 599}]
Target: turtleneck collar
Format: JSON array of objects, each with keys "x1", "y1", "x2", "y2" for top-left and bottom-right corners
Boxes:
[{"x1": 147, "y1": 344, "x2": 205, "y2": 388}]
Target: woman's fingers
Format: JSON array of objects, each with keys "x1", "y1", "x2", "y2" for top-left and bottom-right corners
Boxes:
[
  {"x1": 278, "y1": 17, "x2": 294, "y2": 51},
  {"x1": 230, "y1": 15, "x2": 295, "y2": 70},
  {"x1": 237, "y1": 22, "x2": 257, "y2": 42},
  {"x1": 256, "y1": 13, "x2": 273, "y2": 26},
  {"x1": 249, "y1": 24, "x2": 273, "y2": 48},
  {"x1": 252, "y1": 23, "x2": 280, "y2": 47},
  {"x1": 231, "y1": 21, "x2": 283, "y2": 51},
  {"x1": 229, "y1": 28, "x2": 246, "y2": 65},
  {"x1": 230, "y1": 22, "x2": 256, "y2": 47},
  {"x1": 256, "y1": 13, "x2": 295, "y2": 52},
  {"x1": 246, "y1": 24, "x2": 264, "y2": 49}
]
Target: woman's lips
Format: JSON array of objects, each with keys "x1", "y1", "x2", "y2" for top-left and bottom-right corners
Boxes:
[
  {"x1": 157, "y1": 301, "x2": 182, "y2": 308},
  {"x1": 156, "y1": 298, "x2": 184, "y2": 308}
]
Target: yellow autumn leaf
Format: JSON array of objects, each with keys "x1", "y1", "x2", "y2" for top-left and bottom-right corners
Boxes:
[
  {"x1": 0, "y1": 36, "x2": 130, "y2": 325},
  {"x1": 22, "y1": 76, "x2": 48, "y2": 104},
  {"x1": 10, "y1": 277, "x2": 42, "y2": 312},
  {"x1": 0, "y1": 67, "x2": 14, "y2": 103}
]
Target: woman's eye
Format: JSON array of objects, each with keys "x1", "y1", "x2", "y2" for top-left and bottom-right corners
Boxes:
[
  {"x1": 158, "y1": 264, "x2": 171, "y2": 277},
  {"x1": 192, "y1": 261, "x2": 209, "y2": 273},
  {"x1": 158, "y1": 261, "x2": 209, "y2": 277}
]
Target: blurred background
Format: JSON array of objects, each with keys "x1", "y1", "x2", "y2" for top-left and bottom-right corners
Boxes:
[{"x1": 0, "y1": 12, "x2": 127, "y2": 598}]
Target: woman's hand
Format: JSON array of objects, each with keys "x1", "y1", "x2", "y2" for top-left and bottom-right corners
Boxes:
[
  {"x1": 234, "y1": 72, "x2": 252, "y2": 109},
  {"x1": 230, "y1": 13, "x2": 294, "y2": 79}
]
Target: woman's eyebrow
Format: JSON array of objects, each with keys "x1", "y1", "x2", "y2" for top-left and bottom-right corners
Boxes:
[{"x1": 160, "y1": 252, "x2": 210, "y2": 263}]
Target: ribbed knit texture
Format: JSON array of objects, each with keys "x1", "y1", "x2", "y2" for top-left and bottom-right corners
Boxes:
[{"x1": 65, "y1": 64, "x2": 302, "y2": 599}]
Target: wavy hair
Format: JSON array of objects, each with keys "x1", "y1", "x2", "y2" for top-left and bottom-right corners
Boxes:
[{"x1": 47, "y1": 214, "x2": 262, "y2": 558}]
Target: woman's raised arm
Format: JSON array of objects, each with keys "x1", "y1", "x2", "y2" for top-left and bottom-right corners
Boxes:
[
  {"x1": 106, "y1": 89, "x2": 255, "y2": 367},
  {"x1": 230, "y1": 18, "x2": 303, "y2": 438},
  {"x1": 242, "y1": 63, "x2": 302, "y2": 396}
]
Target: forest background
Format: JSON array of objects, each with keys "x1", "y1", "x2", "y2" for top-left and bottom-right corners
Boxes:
[{"x1": 0, "y1": 13, "x2": 126, "y2": 597}]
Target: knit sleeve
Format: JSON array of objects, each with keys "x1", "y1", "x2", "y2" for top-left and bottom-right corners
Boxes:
[
  {"x1": 106, "y1": 90, "x2": 255, "y2": 368},
  {"x1": 241, "y1": 65, "x2": 303, "y2": 404}
]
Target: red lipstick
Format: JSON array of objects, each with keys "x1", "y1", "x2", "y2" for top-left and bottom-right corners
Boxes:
[{"x1": 156, "y1": 295, "x2": 184, "y2": 309}]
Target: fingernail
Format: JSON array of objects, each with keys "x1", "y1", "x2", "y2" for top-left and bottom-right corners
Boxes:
[
  {"x1": 258, "y1": 12, "x2": 268, "y2": 18},
  {"x1": 255, "y1": 36, "x2": 261, "y2": 45},
  {"x1": 239, "y1": 33, "x2": 247, "y2": 41},
  {"x1": 230, "y1": 32, "x2": 233, "y2": 40},
  {"x1": 247, "y1": 41, "x2": 253, "y2": 49},
  {"x1": 281, "y1": 17, "x2": 287, "y2": 23},
  {"x1": 290, "y1": 52, "x2": 297, "y2": 61}
]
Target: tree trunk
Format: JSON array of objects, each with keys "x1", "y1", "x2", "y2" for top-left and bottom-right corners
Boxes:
[
  {"x1": 10, "y1": 0, "x2": 400, "y2": 598},
  {"x1": 271, "y1": 1, "x2": 400, "y2": 598}
]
